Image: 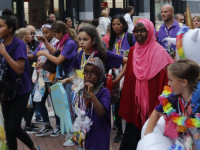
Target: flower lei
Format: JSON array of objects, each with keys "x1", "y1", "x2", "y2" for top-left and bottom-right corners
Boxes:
[
  {"x1": 114, "y1": 32, "x2": 125, "y2": 54},
  {"x1": 159, "y1": 86, "x2": 200, "y2": 132}
]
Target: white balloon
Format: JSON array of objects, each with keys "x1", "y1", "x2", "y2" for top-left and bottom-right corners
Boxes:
[
  {"x1": 141, "y1": 116, "x2": 165, "y2": 139},
  {"x1": 164, "y1": 28, "x2": 200, "y2": 66},
  {"x1": 137, "y1": 133, "x2": 174, "y2": 150},
  {"x1": 182, "y1": 29, "x2": 200, "y2": 65}
]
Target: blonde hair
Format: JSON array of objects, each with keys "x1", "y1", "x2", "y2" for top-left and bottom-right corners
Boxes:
[
  {"x1": 168, "y1": 58, "x2": 200, "y2": 91},
  {"x1": 101, "y1": 10, "x2": 108, "y2": 17},
  {"x1": 193, "y1": 16, "x2": 200, "y2": 22},
  {"x1": 15, "y1": 28, "x2": 29, "y2": 40}
]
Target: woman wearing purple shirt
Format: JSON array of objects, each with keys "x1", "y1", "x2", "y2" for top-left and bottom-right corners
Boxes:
[
  {"x1": 109, "y1": 14, "x2": 136, "y2": 143},
  {"x1": 0, "y1": 9, "x2": 41, "y2": 150}
]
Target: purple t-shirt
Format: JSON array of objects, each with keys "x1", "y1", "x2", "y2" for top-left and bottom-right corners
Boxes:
[
  {"x1": 85, "y1": 87, "x2": 111, "y2": 150},
  {"x1": 155, "y1": 93, "x2": 181, "y2": 114},
  {"x1": 60, "y1": 37, "x2": 77, "y2": 74},
  {"x1": 157, "y1": 20, "x2": 181, "y2": 52},
  {"x1": 72, "y1": 50, "x2": 123, "y2": 71},
  {"x1": 112, "y1": 32, "x2": 136, "y2": 56},
  {"x1": 3, "y1": 37, "x2": 31, "y2": 95}
]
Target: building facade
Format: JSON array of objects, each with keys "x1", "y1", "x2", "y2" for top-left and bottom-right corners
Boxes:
[{"x1": 0, "y1": 0, "x2": 200, "y2": 29}]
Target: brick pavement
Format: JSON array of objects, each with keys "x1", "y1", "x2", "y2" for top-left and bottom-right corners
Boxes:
[{"x1": 18, "y1": 117, "x2": 121, "y2": 150}]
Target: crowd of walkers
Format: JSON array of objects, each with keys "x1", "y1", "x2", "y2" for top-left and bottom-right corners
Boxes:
[{"x1": 0, "y1": 3, "x2": 200, "y2": 150}]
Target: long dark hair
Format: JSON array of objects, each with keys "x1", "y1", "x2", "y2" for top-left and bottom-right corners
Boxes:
[
  {"x1": 0, "y1": 8, "x2": 18, "y2": 35},
  {"x1": 51, "y1": 21, "x2": 79, "y2": 46},
  {"x1": 109, "y1": 14, "x2": 128, "y2": 51},
  {"x1": 79, "y1": 25, "x2": 107, "y2": 62}
]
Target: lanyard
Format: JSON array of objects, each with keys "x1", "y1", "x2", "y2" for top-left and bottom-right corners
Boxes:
[
  {"x1": 178, "y1": 95, "x2": 192, "y2": 115},
  {"x1": 164, "y1": 27, "x2": 173, "y2": 38},
  {"x1": 81, "y1": 51, "x2": 95, "y2": 69},
  {"x1": 114, "y1": 33, "x2": 125, "y2": 55}
]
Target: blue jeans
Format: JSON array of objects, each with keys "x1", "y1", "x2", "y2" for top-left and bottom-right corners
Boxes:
[
  {"x1": 36, "y1": 83, "x2": 51, "y2": 125},
  {"x1": 34, "y1": 105, "x2": 42, "y2": 119}
]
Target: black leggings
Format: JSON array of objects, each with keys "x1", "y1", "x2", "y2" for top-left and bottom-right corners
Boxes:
[
  {"x1": 114, "y1": 97, "x2": 123, "y2": 134},
  {"x1": 1, "y1": 92, "x2": 34, "y2": 150},
  {"x1": 24, "y1": 95, "x2": 36, "y2": 127}
]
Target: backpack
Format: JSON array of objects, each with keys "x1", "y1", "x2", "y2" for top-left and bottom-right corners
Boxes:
[{"x1": 127, "y1": 32, "x2": 134, "y2": 47}]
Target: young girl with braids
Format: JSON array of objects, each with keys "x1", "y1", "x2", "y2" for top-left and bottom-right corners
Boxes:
[
  {"x1": 73, "y1": 57, "x2": 111, "y2": 150},
  {"x1": 144, "y1": 58, "x2": 200, "y2": 149}
]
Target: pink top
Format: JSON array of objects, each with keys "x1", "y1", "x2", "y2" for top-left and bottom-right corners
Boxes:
[{"x1": 102, "y1": 34, "x2": 110, "y2": 48}]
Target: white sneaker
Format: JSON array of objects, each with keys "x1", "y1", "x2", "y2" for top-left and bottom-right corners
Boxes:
[{"x1": 63, "y1": 139, "x2": 75, "y2": 147}]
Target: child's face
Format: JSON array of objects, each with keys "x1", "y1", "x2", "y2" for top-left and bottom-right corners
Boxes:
[
  {"x1": 42, "y1": 27, "x2": 53, "y2": 42},
  {"x1": 167, "y1": 71, "x2": 185, "y2": 95},
  {"x1": 78, "y1": 31, "x2": 94, "y2": 52},
  {"x1": 84, "y1": 65, "x2": 100, "y2": 85}
]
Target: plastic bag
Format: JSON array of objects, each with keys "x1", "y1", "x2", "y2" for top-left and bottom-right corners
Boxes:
[
  {"x1": 47, "y1": 94, "x2": 52, "y2": 107},
  {"x1": 27, "y1": 94, "x2": 33, "y2": 108},
  {"x1": 33, "y1": 81, "x2": 43, "y2": 102},
  {"x1": 32, "y1": 67, "x2": 37, "y2": 83},
  {"x1": 38, "y1": 70, "x2": 45, "y2": 96}
]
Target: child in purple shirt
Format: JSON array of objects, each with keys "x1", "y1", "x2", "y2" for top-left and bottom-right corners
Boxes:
[
  {"x1": 36, "y1": 21, "x2": 78, "y2": 136},
  {"x1": 61, "y1": 24, "x2": 127, "y2": 87},
  {"x1": 70, "y1": 57, "x2": 111, "y2": 150}
]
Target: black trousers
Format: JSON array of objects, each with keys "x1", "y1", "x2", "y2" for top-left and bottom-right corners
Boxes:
[
  {"x1": 119, "y1": 123, "x2": 141, "y2": 150},
  {"x1": 114, "y1": 99, "x2": 123, "y2": 134},
  {"x1": 24, "y1": 95, "x2": 36, "y2": 127},
  {"x1": 1, "y1": 92, "x2": 34, "y2": 150}
]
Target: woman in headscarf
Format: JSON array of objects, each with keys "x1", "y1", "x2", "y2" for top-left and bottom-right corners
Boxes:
[{"x1": 119, "y1": 18, "x2": 174, "y2": 150}]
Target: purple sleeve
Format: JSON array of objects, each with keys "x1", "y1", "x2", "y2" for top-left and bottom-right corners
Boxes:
[
  {"x1": 13, "y1": 40, "x2": 27, "y2": 61},
  {"x1": 155, "y1": 104, "x2": 164, "y2": 113},
  {"x1": 71, "y1": 50, "x2": 83, "y2": 69},
  {"x1": 105, "y1": 51, "x2": 123, "y2": 68},
  {"x1": 60, "y1": 40, "x2": 77, "y2": 60},
  {"x1": 98, "y1": 88, "x2": 111, "y2": 111},
  {"x1": 32, "y1": 44, "x2": 40, "y2": 56}
]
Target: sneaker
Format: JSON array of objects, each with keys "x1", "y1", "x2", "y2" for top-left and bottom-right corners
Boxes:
[
  {"x1": 113, "y1": 133, "x2": 123, "y2": 143},
  {"x1": 35, "y1": 118, "x2": 43, "y2": 124},
  {"x1": 35, "y1": 146, "x2": 42, "y2": 150},
  {"x1": 24, "y1": 126, "x2": 38, "y2": 134},
  {"x1": 30, "y1": 123, "x2": 39, "y2": 129},
  {"x1": 50, "y1": 128, "x2": 61, "y2": 137},
  {"x1": 36, "y1": 125, "x2": 53, "y2": 137},
  {"x1": 63, "y1": 139, "x2": 75, "y2": 147}
]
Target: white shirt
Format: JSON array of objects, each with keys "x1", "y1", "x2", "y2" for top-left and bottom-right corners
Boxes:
[
  {"x1": 98, "y1": 17, "x2": 110, "y2": 36},
  {"x1": 124, "y1": 13, "x2": 134, "y2": 33}
]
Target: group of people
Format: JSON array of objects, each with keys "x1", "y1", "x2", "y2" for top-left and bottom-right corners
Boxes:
[{"x1": 0, "y1": 3, "x2": 200, "y2": 150}]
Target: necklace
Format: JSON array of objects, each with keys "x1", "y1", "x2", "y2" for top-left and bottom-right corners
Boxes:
[{"x1": 160, "y1": 86, "x2": 200, "y2": 132}]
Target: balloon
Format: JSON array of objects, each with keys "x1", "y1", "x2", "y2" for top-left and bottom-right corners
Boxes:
[
  {"x1": 137, "y1": 133, "x2": 174, "y2": 150},
  {"x1": 141, "y1": 116, "x2": 165, "y2": 139},
  {"x1": 164, "y1": 26, "x2": 200, "y2": 65}
]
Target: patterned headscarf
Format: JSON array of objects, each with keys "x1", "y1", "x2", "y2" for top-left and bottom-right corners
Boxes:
[
  {"x1": 85, "y1": 57, "x2": 106, "y2": 78},
  {"x1": 84, "y1": 57, "x2": 106, "y2": 95}
]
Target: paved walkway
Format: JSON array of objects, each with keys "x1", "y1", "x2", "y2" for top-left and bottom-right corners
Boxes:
[{"x1": 18, "y1": 117, "x2": 121, "y2": 150}]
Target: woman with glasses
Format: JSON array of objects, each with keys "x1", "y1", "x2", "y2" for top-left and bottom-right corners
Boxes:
[{"x1": 119, "y1": 18, "x2": 174, "y2": 150}]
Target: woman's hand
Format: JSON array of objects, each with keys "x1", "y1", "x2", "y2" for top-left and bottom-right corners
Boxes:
[
  {"x1": 84, "y1": 82, "x2": 94, "y2": 96},
  {"x1": 37, "y1": 51, "x2": 48, "y2": 57},
  {"x1": 36, "y1": 36, "x2": 46, "y2": 43},
  {"x1": 0, "y1": 43, "x2": 7, "y2": 56},
  {"x1": 112, "y1": 79, "x2": 119, "y2": 87}
]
